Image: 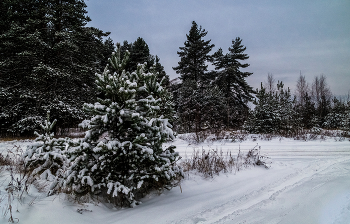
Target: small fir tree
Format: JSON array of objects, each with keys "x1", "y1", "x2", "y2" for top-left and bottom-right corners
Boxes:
[
  {"x1": 23, "y1": 111, "x2": 68, "y2": 183},
  {"x1": 63, "y1": 44, "x2": 182, "y2": 207}
]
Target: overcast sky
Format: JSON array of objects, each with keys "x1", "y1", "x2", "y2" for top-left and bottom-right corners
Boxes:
[{"x1": 85, "y1": 0, "x2": 350, "y2": 95}]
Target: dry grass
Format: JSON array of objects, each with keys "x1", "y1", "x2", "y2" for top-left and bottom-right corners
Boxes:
[
  {"x1": 181, "y1": 144, "x2": 270, "y2": 178},
  {"x1": 181, "y1": 148, "x2": 235, "y2": 178},
  {"x1": 178, "y1": 130, "x2": 249, "y2": 144},
  {"x1": 0, "y1": 144, "x2": 30, "y2": 223}
]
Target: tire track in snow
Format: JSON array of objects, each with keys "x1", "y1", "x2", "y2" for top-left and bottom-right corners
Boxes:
[
  {"x1": 170, "y1": 156, "x2": 350, "y2": 224},
  {"x1": 213, "y1": 157, "x2": 350, "y2": 224}
]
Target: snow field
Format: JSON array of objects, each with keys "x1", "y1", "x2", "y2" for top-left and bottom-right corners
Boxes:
[{"x1": 0, "y1": 137, "x2": 349, "y2": 224}]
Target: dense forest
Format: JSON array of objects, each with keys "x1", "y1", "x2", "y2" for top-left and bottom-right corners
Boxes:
[{"x1": 1, "y1": 1, "x2": 349, "y2": 138}]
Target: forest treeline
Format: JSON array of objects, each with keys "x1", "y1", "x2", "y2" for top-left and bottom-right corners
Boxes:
[
  {"x1": 171, "y1": 21, "x2": 350, "y2": 136},
  {"x1": 0, "y1": 0, "x2": 168, "y2": 136},
  {"x1": 1, "y1": 1, "x2": 349, "y2": 137}
]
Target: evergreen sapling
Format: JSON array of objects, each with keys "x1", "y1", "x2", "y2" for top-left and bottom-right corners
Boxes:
[
  {"x1": 23, "y1": 111, "x2": 68, "y2": 184},
  {"x1": 63, "y1": 44, "x2": 182, "y2": 207}
]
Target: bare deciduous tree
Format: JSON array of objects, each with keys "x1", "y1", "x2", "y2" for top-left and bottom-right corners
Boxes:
[
  {"x1": 311, "y1": 74, "x2": 332, "y2": 124},
  {"x1": 311, "y1": 74, "x2": 332, "y2": 108},
  {"x1": 264, "y1": 73, "x2": 276, "y2": 93},
  {"x1": 295, "y1": 74, "x2": 309, "y2": 106}
]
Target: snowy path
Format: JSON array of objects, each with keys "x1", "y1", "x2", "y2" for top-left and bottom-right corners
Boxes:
[
  {"x1": 113, "y1": 139, "x2": 350, "y2": 224},
  {"x1": 0, "y1": 138, "x2": 349, "y2": 224},
  {"x1": 202, "y1": 157, "x2": 350, "y2": 224}
]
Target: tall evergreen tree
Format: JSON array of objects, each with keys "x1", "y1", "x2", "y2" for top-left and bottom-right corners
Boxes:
[
  {"x1": 211, "y1": 37, "x2": 255, "y2": 128},
  {"x1": 172, "y1": 21, "x2": 215, "y2": 133},
  {"x1": 0, "y1": 0, "x2": 109, "y2": 135},
  {"x1": 154, "y1": 55, "x2": 170, "y2": 87},
  {"x1": 101, "y1": 37, "x2": 116, "y2": 67},
  {"x1": 173, "y1": 21, "x2": 214, "y2": 84}
]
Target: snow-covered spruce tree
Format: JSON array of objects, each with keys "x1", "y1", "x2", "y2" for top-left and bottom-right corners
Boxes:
[
  {"x1": 23, "y1": 111, "x2": 68, "y2": 184},
  {"x1": 63, "y1": 44, "x2": 182, "y2": 207}
]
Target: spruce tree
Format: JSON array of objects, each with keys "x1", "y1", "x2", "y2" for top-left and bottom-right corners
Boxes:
[{"x1": 63, "y1": 44, "x2": 182, "y2": 207}]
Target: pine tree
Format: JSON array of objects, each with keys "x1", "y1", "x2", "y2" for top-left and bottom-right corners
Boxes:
[
  {"x1": 245, "y1": 81, "x2": 297, "y2": 135},
  {"x1": 119, "y1": 38, "x2": 169, "y2": 88},
  {"x1": 175, "y1": 79, "x2": 199, "y2": 133},
  {"x1": 211, "y1": 37, "x2": 255, "y2": 129},
  {"x1": 127, "y1": 37, "x2": 152, "y2": 72},
  {"x1": 172, "y1": 21, "x2": 215, "y2": 133},
  {"x1": 323, "y1": 98, "x2": 349, "y2": 130},
  {"x1": 154, "y1": 55, "x2": 170, "y2": 87},
  {"x1": 101, "y1": 37, "x2": 116, "y2": 67},
  {"x1": 23, "y1": 111, "x2": 68, "y2": 184},
  {"x1": 173, "y1": 21, "x2": 214, "y2": 84},
  {"x1": 245, "y1": 83, "x2": 276, "y2": 134},
  {"x1": 0, "y1": 0, "x2": 109, "y2": 135},
  {"x1": 275, "y1": 81, "x2": 297, "y2": 135},
  {"x1": 63, "y1": 44, "x2": 182, "y2": 207}
]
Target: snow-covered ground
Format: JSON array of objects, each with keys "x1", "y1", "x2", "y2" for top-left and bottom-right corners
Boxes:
[{"x1": 1, "y1": 136, "x2": 350, "y2": 224}]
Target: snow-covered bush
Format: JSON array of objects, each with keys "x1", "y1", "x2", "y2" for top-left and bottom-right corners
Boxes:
[{"x1": 63, "y1": 44, "x2": 182, "y2": 207}]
